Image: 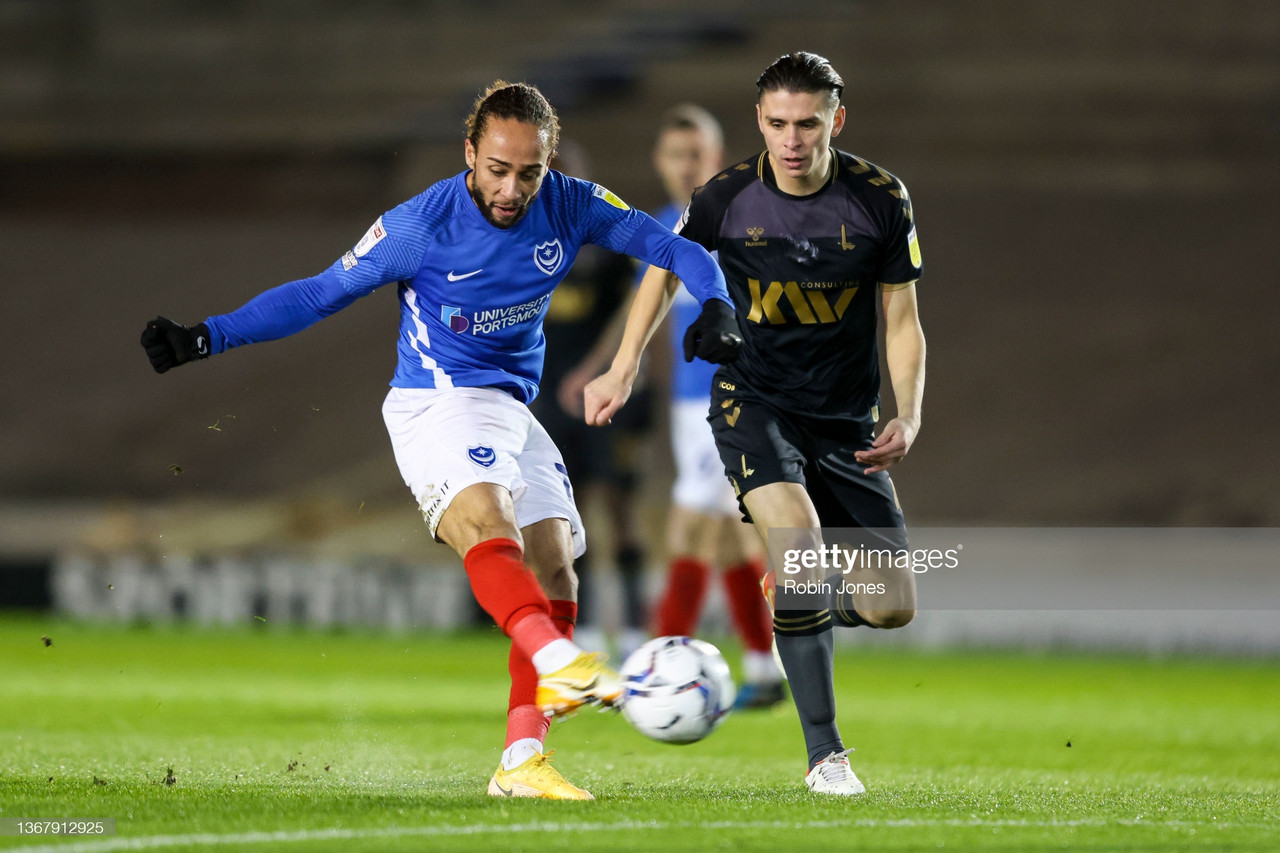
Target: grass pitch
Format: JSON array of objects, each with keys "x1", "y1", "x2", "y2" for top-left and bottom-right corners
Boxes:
[{"x1": 1, "y1": 615, "x2": 1276, "y2": 852}]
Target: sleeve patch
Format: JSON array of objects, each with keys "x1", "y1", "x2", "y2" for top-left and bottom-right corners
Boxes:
[
  {"x1": 907, "y1": 226, "x2": 922, "y2": 269},
  {"x1": 592, "y1": 184, "x2": 630, "y2": 211},
  {"x1": 354, "y1": 216, "x2": 386, "y2": 257}
]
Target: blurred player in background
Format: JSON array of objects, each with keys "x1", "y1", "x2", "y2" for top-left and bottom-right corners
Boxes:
[
  {"x1": 529, "y1": 138, "x2": 652, "y2": 657},
  {"x1": 140, "y1": 81, "x2": 741, "y2": 800},
  {"x1": 585, "y1": 53, "x2": 926, "y2": 795},
  {"x1": 562, "y1": 107, "x2": 783, "y2": 703}
]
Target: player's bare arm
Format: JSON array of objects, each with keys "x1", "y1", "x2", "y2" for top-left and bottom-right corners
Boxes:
[
  {"x1": 856, "y1": 282, "x2": 926, "y2": 474},
  {"x1": 583, "y1": 263, "x2": 681, "y2": 425}
]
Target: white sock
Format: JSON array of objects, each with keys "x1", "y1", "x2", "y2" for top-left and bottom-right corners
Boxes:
[
  {"x1": 502, "y1": 738, "x2": 543, "y2": 771},
  {"x1": 531, "y1": 638, "x2": 580, "y2": 675},
  {"x1": 744, "y1": 649, "x2": 783, "y2": 685}
]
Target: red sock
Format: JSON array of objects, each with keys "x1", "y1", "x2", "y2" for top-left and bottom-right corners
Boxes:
[
  {"x1": 506, "y1": 599, "x2": 578, "y2": 746},
  {"x1": 464, "y1": 538, "x2": 559, "y2": 658},
  {"x1": 653, "y1": 556, "x2": 710, "y2": 637},
  {"x1": 723, "y1": 558, "x2": 773, "y2": 653},
  {"x1": 504, "y1": 704, "x2": 549, "y2": 749},
  {"x1": 549, "y1": 599, "x2": 577, "y2": 640}
]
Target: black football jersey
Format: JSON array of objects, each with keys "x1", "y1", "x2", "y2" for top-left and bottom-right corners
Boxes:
[{"x1": 678, "y1": 150, "x2": 921, "y2": 421}]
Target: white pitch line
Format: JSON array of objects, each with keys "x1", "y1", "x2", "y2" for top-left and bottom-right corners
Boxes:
[{"x1": 6, "y1": 816, "x2": 1263, "y2": 853}]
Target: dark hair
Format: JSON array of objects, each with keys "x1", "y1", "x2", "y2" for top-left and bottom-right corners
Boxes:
[
  {"x1": 465, "y1": 80, "x2": 560, "y2": 154},
  {"x1": 756, "y1": 51, "x2": 844, "y2": 108}
]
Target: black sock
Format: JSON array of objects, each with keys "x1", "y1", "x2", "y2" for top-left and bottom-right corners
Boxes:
[{"x1": 773, "y1": 609, "x2": 843, "y2": 768}]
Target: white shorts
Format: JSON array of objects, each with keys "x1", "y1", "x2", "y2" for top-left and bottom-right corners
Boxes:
[
  {"x1": 382, "y1": 386, "x2": 586, "y2": 558},
  {"x1": 670, "y1": 398, "x2": 739, "y2": 516}
]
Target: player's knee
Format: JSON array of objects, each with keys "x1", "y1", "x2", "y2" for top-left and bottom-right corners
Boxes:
[{"x1": 861, "y1": 607, "x2": 915, "y2": 630}]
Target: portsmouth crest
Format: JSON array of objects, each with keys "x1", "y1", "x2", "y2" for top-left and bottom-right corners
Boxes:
[
  {"x1": 534, "y1": 238, "x2": 564, "y2": 276},
  {"x1": 468, "y1": 445, "x2": 496, "y2": 468}
]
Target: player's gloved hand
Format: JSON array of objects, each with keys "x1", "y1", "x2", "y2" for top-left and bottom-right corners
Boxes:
[
  {"x1": 682, "y1": 298, "x2": 742, "y2": 364},
  {"x1": 140, "y1": 316, "x2": 211, "y2": 374}
]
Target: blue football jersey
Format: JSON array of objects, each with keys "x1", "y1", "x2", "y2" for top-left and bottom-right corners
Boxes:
[{"x1": 205, "y1": 169, "x2": 728, "y2": 403}]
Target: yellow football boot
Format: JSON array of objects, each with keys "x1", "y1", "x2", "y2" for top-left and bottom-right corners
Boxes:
[
  {"x1": 535, "y1": 651, "x2": 623, "y2": 716},
  {"x1": 486, "y1": 751, "x2": 593, "y2": 800}
]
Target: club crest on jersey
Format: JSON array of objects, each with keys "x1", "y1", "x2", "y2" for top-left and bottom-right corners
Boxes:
[
  {"x1": 534, "y1": 239, "x2": 564, "y2": 276},
  {"x1": 468, "y1": 445, "x2": 497, "y2": 468},
  {"x1": 441, "y1": 305, "x2": 469, "y2": 333}
]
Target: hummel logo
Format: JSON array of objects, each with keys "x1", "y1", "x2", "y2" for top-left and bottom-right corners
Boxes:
[
  {"x1": 746, "y1": 227, "x2": 764, "y2": 240},
  {"x1": 447, "y1": 269, "x2": 483, "y2": 281}
]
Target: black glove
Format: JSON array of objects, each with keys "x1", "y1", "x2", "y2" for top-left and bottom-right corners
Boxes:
[
  {"x1": 682, "y1": 298, "x2": 742, "y2": 364},
  {"x1": 140, "y1": 316, "x2": 211, "y2": 374}
]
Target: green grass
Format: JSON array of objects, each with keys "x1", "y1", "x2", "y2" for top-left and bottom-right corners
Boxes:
[{"x1": 1, "y1": 615, "x2": 1276, "y2": 852}]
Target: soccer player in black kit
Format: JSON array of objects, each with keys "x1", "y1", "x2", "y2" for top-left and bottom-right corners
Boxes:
[{"x1": 586, "y1": 51, "x2": 926, "y2": 795}]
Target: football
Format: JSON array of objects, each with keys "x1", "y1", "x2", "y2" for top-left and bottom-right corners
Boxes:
[{"x1": 618, "y1": 636, "x2": 736, "y2": 744}]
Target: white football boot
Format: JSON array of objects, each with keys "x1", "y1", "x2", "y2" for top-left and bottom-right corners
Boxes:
[{"x1": 804, "y1": 748, "x2": 866, "y2": 795}]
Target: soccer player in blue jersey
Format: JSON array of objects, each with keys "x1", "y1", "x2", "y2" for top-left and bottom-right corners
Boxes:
[
  {"x1": 586, "y1": 53, "x2": 927, "y2": 796},
  {"x1": 140, "y1": 81, "x2": 741, "y2": 800}
]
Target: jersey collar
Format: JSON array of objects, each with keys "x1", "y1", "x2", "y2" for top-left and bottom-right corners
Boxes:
[{"x1": 757, "y1": 150, "x2": 839, "y2": 200}]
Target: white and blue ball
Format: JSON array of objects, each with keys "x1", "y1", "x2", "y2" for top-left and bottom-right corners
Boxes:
[{"x1": 618, "y1": 636, "x2": 735, "y2": 744}]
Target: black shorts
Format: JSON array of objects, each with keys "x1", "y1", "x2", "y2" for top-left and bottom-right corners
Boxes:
[{"x1": 708, "y1": 376, "x2": 905, "y2": 538}]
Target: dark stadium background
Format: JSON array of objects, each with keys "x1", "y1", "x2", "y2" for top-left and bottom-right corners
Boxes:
[{"x1": 1, "y1": 1, "x2": 1276, "y2": 627}]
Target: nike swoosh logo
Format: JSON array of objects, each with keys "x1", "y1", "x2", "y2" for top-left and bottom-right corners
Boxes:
[
  {"x1": 447, "y1": 269, "x2": 483, "y2": 281},
  {"x1": 492, "y1": 780, "x2": 513, "y2": 796}
]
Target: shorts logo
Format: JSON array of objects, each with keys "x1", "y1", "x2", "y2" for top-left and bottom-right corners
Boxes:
[
  {"x1": 720, "y1": 399, "x2": 741, "y2": 428},
  {"x1": 441, "y1": 306, "x2": 470, "y2": 333},
  {"x1": 468, "y1": 445, "x2": 496, "y2": 467},
  {"x1": 420, "y1": 480, "x2": 452, "y2": 532},
  {"x1": 534, "y1": 239, "x2": 564, "y2": 276}
]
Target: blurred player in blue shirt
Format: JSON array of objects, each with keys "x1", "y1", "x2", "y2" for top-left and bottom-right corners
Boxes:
[
  {"x1": 601, "y1": 106, "x2": 783, "y2": 704},
  {"x1": 141, "y1": 81, "x2": 741, "y2": 800}
]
